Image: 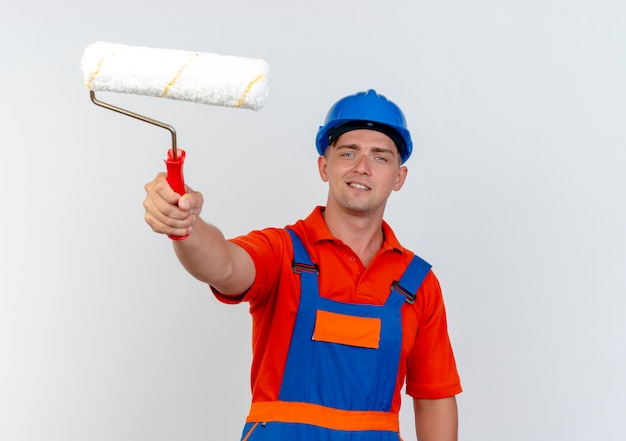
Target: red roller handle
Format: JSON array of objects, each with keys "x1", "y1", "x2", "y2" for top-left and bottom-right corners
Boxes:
[{"x1": 165, "y1": 149, "x2": 189, "y2": 240}]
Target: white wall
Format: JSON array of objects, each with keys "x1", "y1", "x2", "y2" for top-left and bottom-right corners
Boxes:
[{"x1": 1, "y1": 1, "x2": 625, "y2": 440}]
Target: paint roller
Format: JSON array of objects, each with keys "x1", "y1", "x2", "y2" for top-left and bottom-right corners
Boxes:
[{"x1": 81, "y1": 41, "x2": 271, "y2": 239}]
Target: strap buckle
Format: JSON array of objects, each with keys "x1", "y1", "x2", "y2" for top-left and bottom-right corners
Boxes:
[
  {"x1": 292, "y1": 261, "x2": 320, "y2": 276},
  {"x1": 391, "y1": 281, "x2": 416, "y2": 304}
]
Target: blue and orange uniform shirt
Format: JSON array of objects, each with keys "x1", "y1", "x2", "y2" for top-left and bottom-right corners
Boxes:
[{"x1": 213, "y1": 206, "x2": 461, "y2": 439}]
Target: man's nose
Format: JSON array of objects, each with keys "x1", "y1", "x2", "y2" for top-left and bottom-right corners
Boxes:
[{"x1": 353, "y1": 155, "x2": 371, "y2": 174}]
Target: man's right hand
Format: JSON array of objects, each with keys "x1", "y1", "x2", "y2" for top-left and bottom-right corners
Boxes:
[{"x1": 143, "y1": 172, "x2": 204, "y2": 238}]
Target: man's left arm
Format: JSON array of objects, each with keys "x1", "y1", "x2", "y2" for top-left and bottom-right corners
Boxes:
[{"x1": 413, "y1": 396, "x2": 458, "y2": 441}]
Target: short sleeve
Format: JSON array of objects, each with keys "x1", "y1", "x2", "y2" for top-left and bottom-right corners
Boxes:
[{"x1": 404, "y1": 271, "x2": 462, "y2": 399}]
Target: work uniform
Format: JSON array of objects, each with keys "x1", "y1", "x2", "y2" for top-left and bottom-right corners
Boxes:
[{"x1": 213, "y1": 207, "x2": 461, "y2": 440}]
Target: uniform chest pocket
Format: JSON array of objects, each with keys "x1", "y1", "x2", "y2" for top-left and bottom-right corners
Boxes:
[{"x1": 312, "y1": 310, "x2": 381, "y2": 349}]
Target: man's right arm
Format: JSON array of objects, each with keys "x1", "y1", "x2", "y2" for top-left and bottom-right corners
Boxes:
[{"x1": 144, "y1": 173, "x2": 255, "y2": 296}]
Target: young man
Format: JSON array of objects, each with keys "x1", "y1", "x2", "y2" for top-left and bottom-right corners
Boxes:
[{"x1": 143, "y1": 90, "x2": 462, "y2": 441}]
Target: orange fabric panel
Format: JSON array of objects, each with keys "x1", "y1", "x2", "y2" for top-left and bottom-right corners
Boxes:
[
  {"x1": 247, "y1": 401, "x2": 399, "y2": 432},
  {"x1": 312, "y1": 310, "x2": 381, "y2": 349}
]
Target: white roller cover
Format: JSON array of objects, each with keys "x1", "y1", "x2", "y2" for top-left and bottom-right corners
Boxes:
[{"x1": 81, "y1": 41, "x2": 270, "y2": 111}]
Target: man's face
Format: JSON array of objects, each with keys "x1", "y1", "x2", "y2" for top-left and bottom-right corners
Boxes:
[{"x1": 318, "y1": 129, "x2": 408, "y2": 217}]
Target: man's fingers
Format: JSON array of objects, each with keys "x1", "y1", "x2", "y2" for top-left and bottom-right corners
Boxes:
[{"x1": 143, "y1": 173, "x2": 199, "y2": 235}]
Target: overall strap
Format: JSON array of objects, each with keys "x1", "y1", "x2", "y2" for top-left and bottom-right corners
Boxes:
[
  {"x1": 390, "y1": 254, "x2": 432, "y2": 305},
  {"x1": 286, "y1": 228, "x2": 317, "y2": 273},
  {"x1": 286, "y1": 228, "x2": 320, "y2": 295}
]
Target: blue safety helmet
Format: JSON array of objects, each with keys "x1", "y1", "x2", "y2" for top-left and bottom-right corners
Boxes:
[{"x1": 315, "y1": 89, "x2": 413, "y2": 164}]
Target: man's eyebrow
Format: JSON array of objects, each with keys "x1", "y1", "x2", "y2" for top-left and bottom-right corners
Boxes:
[
  {"x1": 335, "y1": 144, "x2": 359, "y2": 151},
  {"x1": 335, "y1": 144, "x2": 396, "y2": 155},
  {"x1": 371, "y1": 146, "x2": 397, "y2": 155}
]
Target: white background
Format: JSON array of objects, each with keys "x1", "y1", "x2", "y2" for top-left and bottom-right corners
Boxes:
[{"x1": 1, "y1": 1, "x2": 625, "y2": 440}]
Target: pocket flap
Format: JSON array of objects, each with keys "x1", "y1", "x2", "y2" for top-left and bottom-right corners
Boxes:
[{"x1": 312, "y1": 310, "x2": 381, "y2": 349}]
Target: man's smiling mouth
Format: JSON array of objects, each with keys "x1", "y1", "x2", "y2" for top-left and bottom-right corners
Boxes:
[{"x1": 349, "y1": 182, "x2": 370, "y2": 190}]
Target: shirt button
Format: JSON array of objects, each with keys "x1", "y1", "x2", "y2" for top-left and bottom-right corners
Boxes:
[{"x1": 349, "y1": 257, "x2": 356, "y2": 262}]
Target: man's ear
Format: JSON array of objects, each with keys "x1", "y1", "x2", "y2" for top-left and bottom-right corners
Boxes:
[
  {"x1": 393, "y1": 166, "x2": 408, "y2": 191},
  {"x1": 318, "y1": 154, "x2": 329, "y2": 182}
]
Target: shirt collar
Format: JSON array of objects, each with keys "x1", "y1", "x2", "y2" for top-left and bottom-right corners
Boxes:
[{"x1": 302, "y1": 206, "x2": 405, "y2": 254}]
